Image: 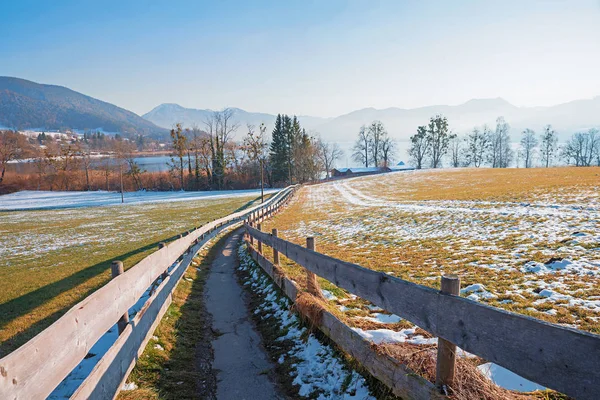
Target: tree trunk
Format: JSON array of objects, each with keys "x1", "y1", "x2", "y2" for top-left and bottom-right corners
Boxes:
[
  {"x1": 260, "y1": 158, "x2": 264, "y2": 203},
  {"x1": 179, "y1": 156, "x2": 184, "y2": 190},
  {"x1": 119, "y1": 164, "x2": 124, "y2": 203}
]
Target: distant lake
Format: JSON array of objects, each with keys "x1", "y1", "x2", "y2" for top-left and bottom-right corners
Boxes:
[
  {"x1": 132, "y1": 156, "x2": 171, "y2": 172},
  {"x1": 8, "y1": 155, "x2": 173, "y2": 174}
]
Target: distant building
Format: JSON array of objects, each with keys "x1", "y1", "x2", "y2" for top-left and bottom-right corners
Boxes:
[
  {"x1": 331, "y1": 163, "x2": 415, "y2": 177},
  {"x1": 331, "y1": 167, "x2": 391, "y2": 177},
  {"x1": 389, "y1": 161, "x2": 416, "y2": 172}
]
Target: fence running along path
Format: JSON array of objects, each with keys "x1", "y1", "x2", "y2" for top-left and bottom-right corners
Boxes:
[
  {"x1": 0, "y1": 186, "x2": 297, "y2": 400},
  {"x1": 244, "y1": 223, "x2": 600, "y2": 400}
]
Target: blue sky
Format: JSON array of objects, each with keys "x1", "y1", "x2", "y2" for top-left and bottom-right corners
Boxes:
[{"x1": 1, "y1": 0, "x2": 599, "y2": 117}]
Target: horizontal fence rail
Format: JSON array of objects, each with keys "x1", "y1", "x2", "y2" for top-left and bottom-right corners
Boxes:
[
  {"x1": 0, "y1": 186, "x2": 297, "y2": 400},
  {"x1": 244, "y1": 241, "x2": 443, "y2": 400},
  {"x1": 245, "y1": 224, "x2": 600, "y2": 400}
]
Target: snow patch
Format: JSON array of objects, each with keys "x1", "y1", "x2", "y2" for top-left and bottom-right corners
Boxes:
[
  {"x1": 477, "y1": 363, "x2": 546, "y2": 392},
  {"x1": 238, "y1": 244, "x2": 374, "y2": 399}
]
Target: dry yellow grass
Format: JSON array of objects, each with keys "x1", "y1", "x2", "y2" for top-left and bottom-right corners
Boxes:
[
  {"x1": 260, "y1": 167, "x2": 600, "y2": 332},
  {"x1": 366, "y1": 166, "x2": 600, "y2": 202},
  {"x1": 251, "y1": 168, "x2": 598, "y2": 398},
  {"x1": 0, "y1": 195, "x2": 259, "y2": 357}
]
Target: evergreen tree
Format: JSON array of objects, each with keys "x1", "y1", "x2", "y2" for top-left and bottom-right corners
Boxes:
[
  {"x1": 269, "y1": 114, "x2": 288, "y2": 183},
  {"x1": 283, "y1": 115, "x2": 294, "y2": 183},
  {"x1": 289, "y1": 116, "x2": 304, "y2": 182}
]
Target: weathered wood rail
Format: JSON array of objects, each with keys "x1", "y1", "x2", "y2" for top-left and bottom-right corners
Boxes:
[
  {"x1": 0, "y1": 186, "x2": 297, "y2": 400},
  {"x1": 245, "y1": 223, "x2": 600, "y2": 400}
]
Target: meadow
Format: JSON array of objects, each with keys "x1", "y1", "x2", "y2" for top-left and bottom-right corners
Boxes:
[
  {"x1": 260, "y1": 167, "x2": 600, "y2": 336},
  {"x1": 0, "y1": 194, "x2": 261, "y2": 356}
]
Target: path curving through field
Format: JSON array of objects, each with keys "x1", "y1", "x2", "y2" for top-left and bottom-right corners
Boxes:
[{"x1": 204, "y1": 229, "x2": 284, "y2": 400}]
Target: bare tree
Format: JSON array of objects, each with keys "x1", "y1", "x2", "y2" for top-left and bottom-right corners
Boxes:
[
  {"x1": 243, "y1": 123, "x2": 269, "y2": 201},
  {"x1": 367, "y1": 120, "x2": 386, "y2": 167},
  {"x1": 519, "y1": 128, "x2": 538, "y2": 168},
  {"x1": 49, "y1": 143, "x2": 78, "y2": 191},
  {"x1": 32, "y1": 147, "x2": 47, "y2": 190},
  {"x1": 317, "y1": 138, "x2": 343, "y2": 178},
  {"x1": 465, "y1": 127, "x2": 488, "y2": 167},
  {"x1": 540, "y1": 125, "x2": 558, "y2": 168},
  {"x1": 562, "y1": 129, "x2": 599, "y2": 166},
  {"x1": 380, "y1": 132, "x2": 395, "y2": 168},
  {"x1": 188, "y1": 125, "x2": 202, "y2": 190},
  {"x1": 488, "y1": 117, "x2": 513, "y2": 168},
  {"x1": 76, "y1": 142, "x2": 93, "y2": 190},
  {"x1": 352, "y1": 125, "x2": 371, "y2": 167},
  {"x1": 408, "y1": 125, "x2": 429, "y2": 169},
  {"x1": 168, "y1": 123, "x2": 188, "y2": 190},
  {"x1": 426, "y1": 115, "x2": 452, "y2": 168},
  {"x1": 0, "y1": 130, "x2": 31, "y2": 185},
  {"x1": 114, "y1": 140, "x2": 142, "y2": 198},
  {"x1": 449, "y1": 134, "x2": 463, "y2": 168},
  {"x1": 205, "y1": 108, "x2": 238, "y2": 189}
]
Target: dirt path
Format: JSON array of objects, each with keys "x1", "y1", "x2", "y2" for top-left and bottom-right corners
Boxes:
[{"x1": 204, "y1": 230, "x2": 283, "y2": 400}]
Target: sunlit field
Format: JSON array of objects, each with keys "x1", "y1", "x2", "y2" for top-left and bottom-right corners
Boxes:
[
  {"x1": 0, "y1": 195, "x2": 260, "y2": 356},
  {"x1": 261, "y1": 167, "x2": 600, "y2": 335}
]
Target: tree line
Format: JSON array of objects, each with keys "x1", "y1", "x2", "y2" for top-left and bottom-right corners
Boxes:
[
  {"x1": 0, "y1": 109, "x2": 344, "y2": 194},
  {"x1": 406, "y1": 115, "x2": 600, "y2": 169},
  {"x1": 167, "y1": 110, "x2": 343, "y2": 191}
]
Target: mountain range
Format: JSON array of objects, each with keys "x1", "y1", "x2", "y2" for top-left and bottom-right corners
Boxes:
[
  {"x1": 0, "y1": 77, "x2": 166, "y2": 137},
  {"x1": 145, "y1": 97, "x2": 600, "y2": 144},
  {"x1": 1, "y1": 77, "x2": 599, "y2": 145}
]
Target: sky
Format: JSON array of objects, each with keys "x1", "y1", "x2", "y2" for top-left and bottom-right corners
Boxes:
[{"x1": 1, "y1": 0, "x2": 599, "y2": 117}]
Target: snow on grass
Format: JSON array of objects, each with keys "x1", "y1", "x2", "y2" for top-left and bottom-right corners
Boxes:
[
  {"x1": 361, "y1": 313, "x2": 402, "y2": 324},
  {"x1": 261, "y1": 168, "x2": 600, "y2": 333},
  {"x1": 321, "y1": 289, "x2": 337, "y2": 300},
  {"x1": 461, "y1": 283, "x2": 498, "y2": 301},
  {"x1": 48, "y1": 258, "x2": 182, "y2": 399},
  {"x1": 238, "y1": 243, "x2": 375, "y2": 400},
  {"x1": 0, "y1": 194, "x2": 257, "y2": 359},
  {"x1": 351, "y1": 327, "x2": 437, "y2": 345},
  {"x1": 0, "y1": 188, "x2": 278, "y2": 211},
  {"x1": 477, "y1": 363, "x2": 547, "y2": 392}
]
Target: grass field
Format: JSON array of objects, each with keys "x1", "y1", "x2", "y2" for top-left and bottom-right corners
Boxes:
[
  {"x1": 0, "y1": 194, "x2": 260, "y2": 357},
  {"x1": 260, "y1": 167, "x2": 600, "y2": 335}
]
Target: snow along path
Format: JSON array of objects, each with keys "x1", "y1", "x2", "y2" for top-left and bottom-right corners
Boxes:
[{"x1": 204, "y1": 230, "x2": 284, "y2": 400}]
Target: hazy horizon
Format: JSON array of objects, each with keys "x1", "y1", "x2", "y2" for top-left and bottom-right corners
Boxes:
[{"x1": 2, "y1": 1, "x2": 600, "y2": 117}]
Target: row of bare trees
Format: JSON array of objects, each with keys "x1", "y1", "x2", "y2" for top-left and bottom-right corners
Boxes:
[{"x1": 445, "y1": 122, "x2": 599, "y2": 169}]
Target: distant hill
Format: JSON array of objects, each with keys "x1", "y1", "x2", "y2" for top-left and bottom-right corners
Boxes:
[
  {"x1": 0, "y1": 77, "x2": 167, "y2": 137},
  {"x1": 315, "y1": 97, "x2": 600, "y2": 143},
  {"x1": 143, "y1": 103, "x2": 331, "y2": 134},
  {"x1": 144, "y1": 97, "x2": 600, "y2": 145}
]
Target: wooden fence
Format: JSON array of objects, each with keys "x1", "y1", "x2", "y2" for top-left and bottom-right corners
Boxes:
[
  {"x1": 244, "y1": 224, "x2": 600, "y2": 400},
  {"x1": 0, "y1": 186, "x2": 297, "y2": 400}
]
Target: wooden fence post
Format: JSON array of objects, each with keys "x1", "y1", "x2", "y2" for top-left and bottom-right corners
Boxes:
[
  {"x1": 436, "y1": 274, "x2": 460, "y2": 391},
  {"x1": 306, "y1": 237, "x2": 325, "y2": 299},
  {"x1": 257, "y1": 224, "x2": 263, "y2": 254},
  {"x1": 158, "y1": 242, "x2": 170, "y2": 281},
  {"x1": 272, "y1": 229, "x2": 279, "y2": 265},
  {"x1": 111, "y1": 261, "x2": 129, "y2": 335}
]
